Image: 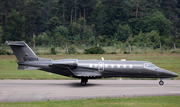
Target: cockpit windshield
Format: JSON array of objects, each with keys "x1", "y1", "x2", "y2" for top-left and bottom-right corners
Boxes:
[{"x1": 144, "y1": 63, "x2": 158, "y2": 68}]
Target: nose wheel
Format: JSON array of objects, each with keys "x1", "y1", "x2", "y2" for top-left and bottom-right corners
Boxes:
[{"x1": 159, "y1": 80, "x2": 164, "y2": 86}]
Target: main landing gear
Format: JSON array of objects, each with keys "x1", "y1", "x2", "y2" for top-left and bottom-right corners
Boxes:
[
  {"x1": 159, "y1": 80, "x2": 164, "y2": 86},
  {"x1": 81, "y1": 78, "x2": 88, "y2": 86}
]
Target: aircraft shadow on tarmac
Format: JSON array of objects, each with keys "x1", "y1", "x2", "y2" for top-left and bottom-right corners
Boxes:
[
  {"x1": 69, "y1": 83, "x2": 98, "y2": 87},
  {"x1": 46, "y1": 82, "x2": 159, "y2": 88},
  {"x1": 44, "y1": 82, "x2": 99, "y2": 87},
  {"x1": 6, "y1": 81, "x2": 163, "y2": 88}
]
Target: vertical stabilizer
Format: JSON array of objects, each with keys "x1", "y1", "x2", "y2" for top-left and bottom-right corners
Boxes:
[{"x1": 6, "y1": 41, "x2": 39, "y2": 62}]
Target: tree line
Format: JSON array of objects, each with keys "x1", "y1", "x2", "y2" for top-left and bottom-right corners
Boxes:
[{"x1": 0, "y1": 0, "x2": 180, "y2": 49}]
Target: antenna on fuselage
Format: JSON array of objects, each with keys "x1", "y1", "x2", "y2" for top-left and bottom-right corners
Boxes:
[{"x1": 101, "y1": 57, "x2": 104, "y2": 61}]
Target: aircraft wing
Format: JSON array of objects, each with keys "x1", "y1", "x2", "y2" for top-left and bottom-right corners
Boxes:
[
  {"x1": 51, "y1": 59, "x2": 102, "y2": 78},
  {"x1": 72, "y1": 68, "x2": 102, "y2": 77},
  {"x1": 52, "y1": 65, "x2": 101, "y2": 77},
  {"x1": 74, "y1": 71, "x2": 101, "y2": 77}
]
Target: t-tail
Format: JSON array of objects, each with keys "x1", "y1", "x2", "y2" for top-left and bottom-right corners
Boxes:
[{"x1": 6, "y1": 41, "x2": 52, "y2": 70}]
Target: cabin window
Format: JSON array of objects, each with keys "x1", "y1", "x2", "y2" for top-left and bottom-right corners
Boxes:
[
  {"x1": 123, "y1": 65, "x2": 126, "y2": 68},
  {"x1": 144, "y1": 63, "x2": 158, "y2": 68},
  {"x1": 90, "y1": 64, "x2": 92, "y2": 68},
  {"x1": 105, "y1": 64, "x2": 108, "y2": 68},
  {"x1": 129, "y1": 65, "x2": 132, "y2": 68},
  {"x1": 111, "y1": 65, "x2": 114, "y2": 68},
  {"x1": 94, "y1": 64, "x2": 97, "y2": 68},
  {"x1": 117, "y1": 65, "x2": 120, "y2": 68}
]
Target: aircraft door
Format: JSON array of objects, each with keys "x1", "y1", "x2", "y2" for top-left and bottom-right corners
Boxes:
[{"x1": 98, "y1": 62, "x2": 104, "y2": 72}]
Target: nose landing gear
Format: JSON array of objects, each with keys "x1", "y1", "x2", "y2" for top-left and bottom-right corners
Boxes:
[{"x1": 159, "y1": 80, "x2": 164, "y2": 86}]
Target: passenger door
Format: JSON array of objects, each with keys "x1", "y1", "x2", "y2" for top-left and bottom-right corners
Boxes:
[{"x1": 98, "y1": 62, "x2": 104, "y2": 72}]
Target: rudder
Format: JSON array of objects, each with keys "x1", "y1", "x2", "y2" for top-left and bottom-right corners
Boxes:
[{"x1": 6, "y1": 41, "x2": 39, "y2": 62}]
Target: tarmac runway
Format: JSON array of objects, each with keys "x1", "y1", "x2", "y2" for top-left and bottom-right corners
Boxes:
[{"x1": 0, "y1": 80, "x2": 180, "y2": 102}]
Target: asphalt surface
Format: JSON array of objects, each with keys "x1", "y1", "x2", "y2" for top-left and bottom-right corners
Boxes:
[{"x1": 0, "y1": 80, "x2": 180, "y2": 102}]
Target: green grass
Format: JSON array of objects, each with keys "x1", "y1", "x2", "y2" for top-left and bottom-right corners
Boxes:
[
  {"x1": 0, "y1": 53, "x2": 180, "y2": 79},
  {"x1": 0, "y1": 96, "x2": 180, "y2": 107}
]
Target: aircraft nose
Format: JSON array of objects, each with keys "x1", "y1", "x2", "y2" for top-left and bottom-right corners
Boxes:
[
  {"x1": 172, "y1": 72, "x2": 178, "y2": 77},
  {"x1": 158, "y1": 68, "x2": 178, "y2": 78}
]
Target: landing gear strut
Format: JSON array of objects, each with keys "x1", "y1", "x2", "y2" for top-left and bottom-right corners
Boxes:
[
  {"x1": 81, "y1": 78, "x2": 88, "y2": 86},
  {"x1": 159, "y1": 80, "x2": 164, "y2": 86}
]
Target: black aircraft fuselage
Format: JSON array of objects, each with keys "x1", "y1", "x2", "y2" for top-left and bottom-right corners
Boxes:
[{"x1": 6, "y1": 41, "x2": 178, "y2": 86}]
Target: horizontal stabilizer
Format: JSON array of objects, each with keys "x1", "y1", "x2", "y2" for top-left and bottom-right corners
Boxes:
[{"x1": 18, "y1": 65, "x2": 41, "y2": 70}]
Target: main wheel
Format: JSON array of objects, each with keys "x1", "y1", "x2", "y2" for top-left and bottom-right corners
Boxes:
[
  {"x1": 159, "y1": 80, "x2": 164, "y2": 86},
  {"x1": 81, "y1": 81, "x2": 87, "y2": 86},
  {"x1": 81, "y1": 78, "x2": 88, "y2": 86}
]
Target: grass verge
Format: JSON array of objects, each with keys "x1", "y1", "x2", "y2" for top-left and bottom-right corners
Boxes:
[{"x1": 0, "y1": 96, "x2": 180, "y2": 107}]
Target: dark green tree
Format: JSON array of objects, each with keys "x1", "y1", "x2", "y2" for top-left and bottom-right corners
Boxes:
[
  {"x1": 48, "y1": 17, "x2": 61, "y2": 32},
  {"x1": 147, "y1": 11, "x2": 172, "y2": 37},
  {"x1": 47, "y1": 17, "x2": 61, "y2": 39},
  {"x1": 3, "y1": 9, "x2": 25, "y2": 41},
  {"x1": 57, "y1": 0, "x2": 68, "y2": 26},
  {"x1": 159, "y1": 0, "x2": 177, "y2": 20},
  {"x1": 54, "y1": 26, "x2": 69, "y2": 39},
  {"x1": 24, "y1": 0, "x2": 42, "y2": 38},
  {"x1": 145, "y1": 30, "x2": 160, "y2": 47},
  {"x1": 114, "y1": 24, "x2": 132, "y2": 42},
  {"x1": 90, "y1": 1, "x2": 106, "y2": 36},
  {"x1": 0, "y1": 26, "x2": 2, "y2": 44},
  {"x1": 69, "y1": 22, "x2": 81, "y2": 40},
  {"x1": 103, "y1": 0, "x2": 128, "y2": 37},
  {"x1": 128, "y1": 0, "x2": 157, "y2": 35}
]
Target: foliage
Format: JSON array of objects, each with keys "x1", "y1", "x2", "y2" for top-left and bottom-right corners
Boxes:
[
  {"x1": 124, "y1": 51, "x2": 130, "y2": 54},
  {"x1": 90, "y1": 1, "x2": 106, "y2": 36},
  {"x1": 54, "y1": 26, "x2": 69, "y2": 39},
  {"x1": 146, "y1": 10, "x2": 172, "y2": 37},
  {"x1": 0, "y1": 26, "x2": 2, "y2": 44},
  {"x1": 114, "y1": 24, "x2": 132, "y2": 42},
  {"x1": 0, "y1": 50, "x2": 10, "y2": 55},
  {"x1": 84, "y1": 46, "x2": 105, "y2": 54},
  {"x1": 48, "y1": 17, "x2": 61, "y2": 38},
  {"x1": 68, "y1": 45, "x2": 77, "y2": 54},
  {"x1": 3, "y1": 9, "x2": 25, "y2": 41},
  {"x1": 0, "y1": 0, "x2": 180, "y2": 48},
  {"x1": 110, "y1": 52, "x2": 117, "y2": 54},
  {"x1": 35, "y1": 34, "x2": 52, "y2": 46},
  {"x1": 23, "y1": 0, "x2": 43, "y2": 38},
  {"x1": 132, "y1": 30, "x2": 161, "y2": 48},
  {"x1": 69, "y1": 22, "x2": 81, "y2": 40},
  {"x1": 50, "y1": 47, "x2": 57, "y2": 55},
  {"x1": 145, "y1": 30, "x2": 161, "y2": 48},
  {"x1": 132, "y1": 31, "x2": 146, "y2": 46},
  {"x1": 77, "y1": 17, "x2": 86, "y2": 26}
]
